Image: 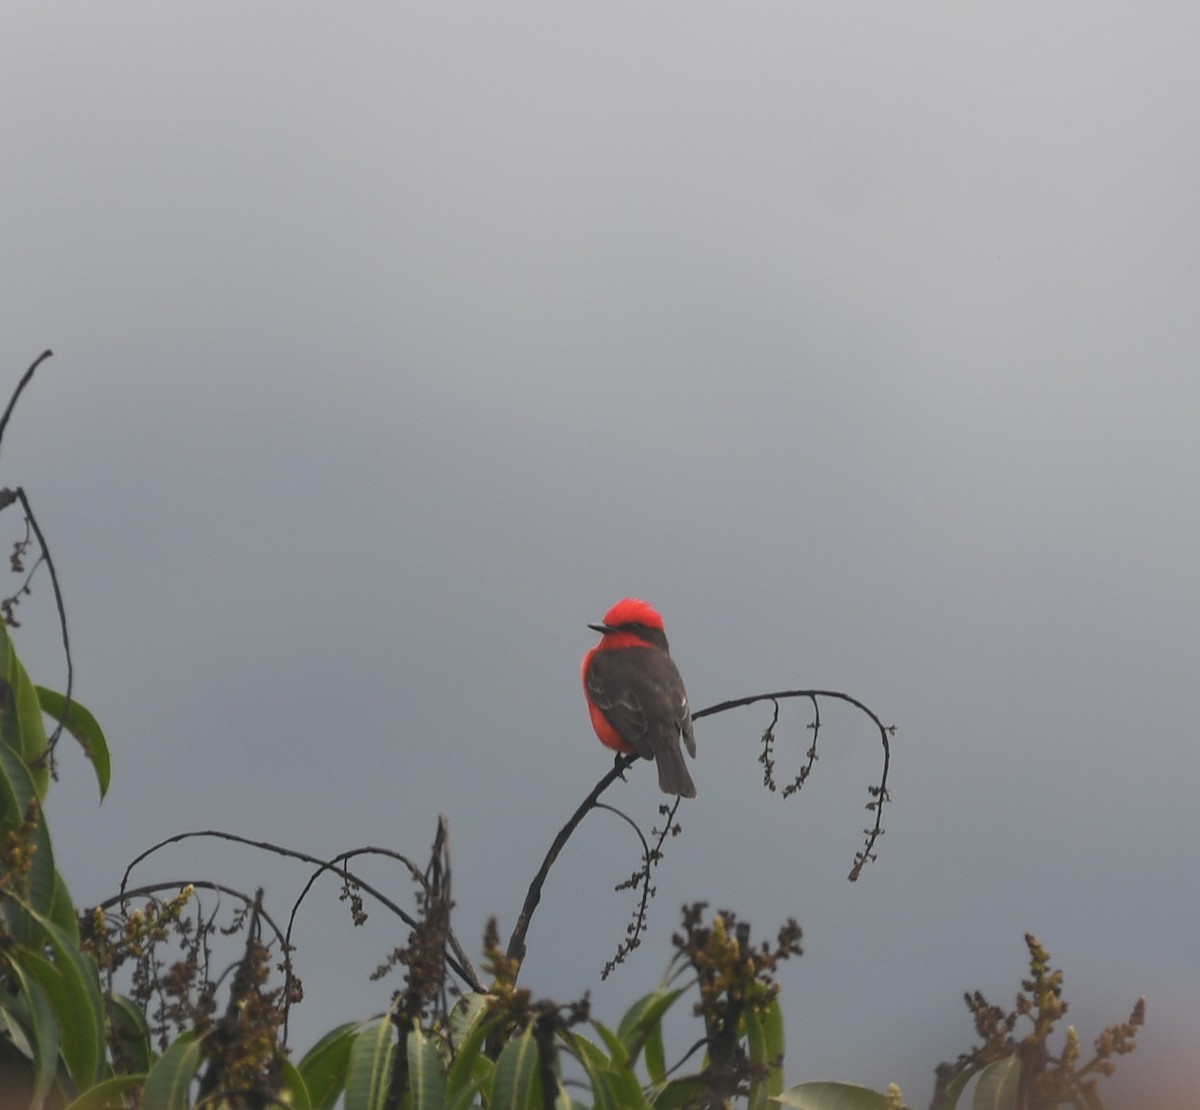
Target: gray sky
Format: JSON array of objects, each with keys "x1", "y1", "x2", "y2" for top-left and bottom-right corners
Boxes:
[{"x1": 4, "y1": 5, "x2": 1198, "y2": 1104}]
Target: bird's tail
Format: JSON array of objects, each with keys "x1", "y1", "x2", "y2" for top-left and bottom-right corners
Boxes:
[{"x1": 656, "y1": 742, "x2": 697, "y2": 799}]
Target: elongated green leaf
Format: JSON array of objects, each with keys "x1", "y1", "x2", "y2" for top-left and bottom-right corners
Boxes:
[
  {"x1": 745, "y1": 997, "x2": 787, "y2": 1109},
  {"x1": 761, "y1": 997, "x2": 786, "y2": 1097},
  {"x1": 141, "y1": 1031, "x2": 204, "y2": 1110},
  {"x1": 972, "y1": 1058, "x2": 1020, "y2": 1110},
  {"x1": 774, "y1": 1081, "x2": 894, "y2": 1109},
  {"x1": 643, "y1": 1017, "x2": 667, "y2": 1087},
  {"x1": 63, "y1": 1074, "x2": 146, "y2": 1110},
  {"x1": 617, "y1": 988, "x2": 683, "y2": 1042},
  {"x1": 0, "y1": 725, "x2": 24, "y2": 824},
  {"x1": 745, "y1": 1006, "x2": 769, "y2": 1110},
  {"x1": 590, "y1": 1020, "x2": 629, "y2": 1070},
  {"x1": 407, "y1": 1023, "x2": 447, "y2": 1110},
  {"x1": 562, "y1": 1032, "x2": 619, "y2": 1110},
  {"x1": 24, "y1": 909, "x2": 106, "y2": 1087},
  {"x1": 447, "y1": 991, "x2": 490, "y2": 1042},
  {"x1": 0, "y1": 622, "x2": 49, "y2": 798},
  {"x1": 603, "y1": 1064, "x2": 651, "y2": 1109},
  {"x1": 298, "y1": 1021, "x2": 359, "y2": 1110},
  {"x1": 278, "y1": 1056, "x2": 313, "y2": 1110},
  {"x1": 35, "y1": 687, "x2": 110, "y2": 800},
  {"x1": 566, "y1": 1030, "x2": 612, "y2": 1072},
  {"x1": 7, "y1": 958, "x2": 59, "y2": 1108},
  {"x1": 935, "y1": 1063, "x2": 977, "y2": 1110},
  {"x1": 653, "y1": 1076, "x2": 710, "y2": 1107},
  {"x1": 491, "y1": 1025, "x2": 540, "y2": 1110},
  {"x1": 445, "y1": 1002, "x2": 492, "y2": 1101},
  {"x1": 108, "y1": 995, "x2": 154, "y2": 1074},
  {"x1": 344, "y1": 1019, "x2": 395, "y2": 1110},
  {"x1": 617, "y1": 987, "x2": 684, "y2": 1068},
  {"x1": 0, "y1": 743, "x2": 56, "y2": 926}
]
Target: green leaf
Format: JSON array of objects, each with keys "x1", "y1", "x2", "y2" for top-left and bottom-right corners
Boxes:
[
  {"x1": 278, "y1": 1056, "x2": 314, "y2": 1110},
  {"x1": 141, "y1": 1031, "x2": 204, "y2": 1110},
  {"x1": 62, "y1": 1075, "x2": 146, "y2": 1110},
  {"x1": 603, "y1": 1064, "x2": 651, "y2": 1109},
  {"x1": 653, "y1": 1076, "x2": 711, "y2": 1107},
  {"x1": 565, "y1": 1030, "x2": 612, "y2": 1072},
  {"x1": 0, "y1": 742, "x2": 56, "y2": 926},
  {"x1": 22, "y1": 909, "x2": 106, "y2": 1087},
  {"x1": 774, "y1": 1080, "x2": 894, "y2": 1109},
  {"x1": 344, "y1": 1018, "x2": 395, "y2": 1110},
  {"x1": 761, "y1": 997, "x2": 786, "y2": 1097},
  {"x1": 972, "y1": 1058, "x2": 1020, "y2": 1110},
  {"x1": 491, "y1": 1025, "x2": 540, "y2": 1110},
  {"x1": 745, "y1": 1006, "x2": 769, "y2": 1110},
  {"x1": 590, "y1": 1020, "x2": 629, "y2": 1070},
  {"x1": 562, "y1": 1024, "x2": 655, "y2": 1110},
  {"x1": 445, "y1": 1000, "x2": 492, "y2": 1103},
  {"x1": 447, "y1": 991, "x2": 490, "y2": 1042},
  {"x1": 617, "y1": 987, "x2": 684, "y2": 1067},
  {"x1": 746, "y1": 998, "x2": 786, "y2": 1109},
  {"x1": 0, "y1": 723, "x2": 26, "y2": 826},
  {"x1": 643, "y1": 1018, "x2": 667, "y2": 1087},
  {"x1": 935, "y1": 1064, "x2": 977, "y2": 1110},
  {"x1": 35, "y1": 687, "x2": 110, "y2": 801},
  {"x1": 407, "y1": 1023, "x2": 447, "y2": 1110},
  {"x1": 6, "y1": 957, "x2": 59, "y2": 1108},
  {"x1": 562, "y1": 1032, "x2": 619, "y2": 1110},
  {"x1": 108, "y1": 995, "x2": 154, "y2": 1074},
  {"x1": 0, "y1": 621, "x2": 49, "y2": 797},
  {"x1": 297, "y1": 1021, "x2": 359, "y2": 1110}
]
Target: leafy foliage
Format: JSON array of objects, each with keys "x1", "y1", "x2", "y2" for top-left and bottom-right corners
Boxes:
[{"x1": 931, "y1": 935, "x2": 1145, "y2": 1110}]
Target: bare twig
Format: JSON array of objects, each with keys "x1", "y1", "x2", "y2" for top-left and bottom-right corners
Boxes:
[
  {"x1": 505, "y1": 753, "x2": 637, "y2": 967},
  {"x1": 14, "y1": 488, "x2": 73, "y2": 754},
  {"x1": 694, "y1": 688, "x2": 894, "y2": 880},
  {"x1": 600, "y1": 796, "x2": 682, "y2": 980},
  {"x1": 0, "y1": 352, "x2": 74, "y2": 756},
  {"x1": 0, "y1": 350, "x2": 52, "y2": 453},
  {"x1": 101, "y1": 880, "x2": 290, "y2": 955},
  {"x1": 118, "y1": 828, "x2": 484, "y2": 1002}
]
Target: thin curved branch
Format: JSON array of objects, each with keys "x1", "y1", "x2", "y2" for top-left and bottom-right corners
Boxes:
[
  {"x1": 0, "y1": 350, "x2": 52, "y2": 453},
  {"x1": 505, "y1": 753, "x2": 637, "y2": 966},
  {"x1": 0, "y1": 354, "x2": 74, "y2": 755},
  {"x1": 695, "y1": 688, "x2": 894, "y2": 881},
  {"x1": 118, "y1": 829, "x2": 484, "y2": 993},
  {"x1": 102, "y1": 879, "x2": 291, "y2": 956},
  {"x1": 15, "y1": 488, "x2": 73, "y2": 752},
  {"x1": 598, "y1": 796, "x2": 682, "y2": 981}
]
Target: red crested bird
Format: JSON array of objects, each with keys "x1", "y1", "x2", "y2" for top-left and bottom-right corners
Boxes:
[{"x1": 581, "y1": 597, "x2": 697, "y2": 798}]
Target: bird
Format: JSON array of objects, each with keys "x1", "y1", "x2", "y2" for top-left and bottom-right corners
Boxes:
[{"x1": 581, "y1": 597, "x2": 697, "y2": 798}]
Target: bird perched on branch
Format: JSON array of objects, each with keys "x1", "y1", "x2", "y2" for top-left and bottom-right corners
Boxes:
[{"x1": 581, "y1": 597, "x2": 697, "y2": 798}]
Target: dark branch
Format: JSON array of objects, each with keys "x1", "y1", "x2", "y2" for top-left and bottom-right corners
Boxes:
[
  {"x1": 14, "y1": 488, "x2": 73, "y2": 753},
  {"x1": 694, "y1": 688, "x2": 894, "y2": 881},
  {"x1": 118, "y1": 829, "x2": 484, "y2": 996},
  {"x1": 102, "y1": 879, "x2": 290, "y2": 955},
  {"x1": 505, "y1": 753, "x2": 637, "y2": 967},
  {"x1": 0, "y1": 350, "x2": 52, "y2": 454},
  {"x1": 600, "y1": 796, "x2": 681, "y2": 980}
]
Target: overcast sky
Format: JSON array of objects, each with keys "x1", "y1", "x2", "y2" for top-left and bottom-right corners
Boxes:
[{"x1": 3, "y1": 5, "x2": 1198, "y2": 1105}]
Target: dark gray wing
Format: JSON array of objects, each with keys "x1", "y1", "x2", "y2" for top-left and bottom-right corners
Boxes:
[
  {"x1": 585, "y1": 647, "x2": 656, "y2": 759},
  {"x1": 586, "y1": 647, "x2": 697, "y2": 797}
]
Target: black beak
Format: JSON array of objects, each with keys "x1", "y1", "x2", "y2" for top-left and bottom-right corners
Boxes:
[{"x1": 588, "y1": 622, "x2": 612, "y2": 634}]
